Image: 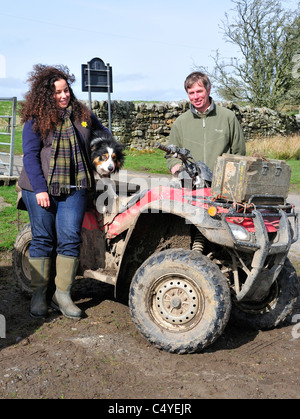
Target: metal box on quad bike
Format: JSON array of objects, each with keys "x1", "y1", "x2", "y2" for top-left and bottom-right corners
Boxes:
[
  {"x1": 211, "y1": 153, "x2": 291, "y2": 203},
  {"x1": 13, "y1": 144, "x2": 299, "y2": 354}
]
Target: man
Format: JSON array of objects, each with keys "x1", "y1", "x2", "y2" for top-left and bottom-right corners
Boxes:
[{"x1": 167, "y1": 72, "x2": 246, "y2": 174}]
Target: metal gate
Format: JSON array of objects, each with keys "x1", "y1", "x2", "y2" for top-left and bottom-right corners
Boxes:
[{"x1": 0, "y1": 97, "x2": 17, "y2": 176}]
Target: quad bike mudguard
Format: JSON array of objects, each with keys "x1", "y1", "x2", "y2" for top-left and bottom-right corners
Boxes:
[{"x1": 224, "y1": 208, "x2": 295, "y2": 302}]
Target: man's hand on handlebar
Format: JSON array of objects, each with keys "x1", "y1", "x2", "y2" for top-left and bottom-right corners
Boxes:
[{"x1": 171, "y1": 164, "x2": 182, "y2": 176}]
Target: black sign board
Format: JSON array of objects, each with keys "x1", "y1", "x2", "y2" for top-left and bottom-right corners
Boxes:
[{"x1": 81, "y1": 57, "x2": 113, "y2": 93}]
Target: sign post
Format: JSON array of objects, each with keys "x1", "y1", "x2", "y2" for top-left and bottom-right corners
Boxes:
[
  {"x1": 106, "y1": 63, "x2": 112, "y2": 133},
  {"x1": 82, "y1": 57, "x2": 113, "y2": 131},
  {"x1": 87, "y1": 60, "x2": 92, "y2": 110}
]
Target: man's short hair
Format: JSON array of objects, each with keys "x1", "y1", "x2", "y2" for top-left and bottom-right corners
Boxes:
[{"x1": 184, "y1": 72, "x2": 211, "y2": 92}]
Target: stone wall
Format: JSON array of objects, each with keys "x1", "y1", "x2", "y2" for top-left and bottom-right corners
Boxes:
[{"x1": 89, "y1": 100, "x2": 299, "y2": 149}]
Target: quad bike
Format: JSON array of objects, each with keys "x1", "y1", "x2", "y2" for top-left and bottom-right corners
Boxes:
[{"x1": 12, "y1": 143, "x2": 299, "y2": 354}]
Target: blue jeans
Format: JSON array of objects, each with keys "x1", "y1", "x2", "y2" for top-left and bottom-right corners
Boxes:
[{"x1": 22, "y1": 189, "x2": 87, "y2": 258}]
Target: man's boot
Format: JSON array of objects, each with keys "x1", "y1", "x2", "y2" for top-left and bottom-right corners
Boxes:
[
  {"x1": 29, "y1": 257, "x2": 52, "y2": 318},
  {"x1": 51, "y1": 254, "x2": 82, "y2": 319}
]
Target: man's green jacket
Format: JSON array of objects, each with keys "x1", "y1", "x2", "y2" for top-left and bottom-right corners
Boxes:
[{"x1": 167, "y1": 99, "x2": 246, "y2": 172}]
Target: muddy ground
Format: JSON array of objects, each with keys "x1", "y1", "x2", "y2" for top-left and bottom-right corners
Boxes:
[{"x1": 0, "y1": 247, "x2": 300, "y2": 401}]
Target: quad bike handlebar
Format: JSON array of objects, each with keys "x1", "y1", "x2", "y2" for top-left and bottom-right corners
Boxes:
[
  {"x1": 155, "y1": 142, "x2": 213, "y2": 188},
  {"x1": 155, "y1": 142, "x2": 193, "y2": 161}
]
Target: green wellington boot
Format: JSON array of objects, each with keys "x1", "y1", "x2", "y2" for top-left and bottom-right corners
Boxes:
[
  {"x1": 29, "y1": 257, "x2": 52, "y2": 318},
  {"x1": 51, "y1": 254, "x2": 82, "y2": 319}
]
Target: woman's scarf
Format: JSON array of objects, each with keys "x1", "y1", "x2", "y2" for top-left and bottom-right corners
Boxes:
[{"x1": 47, "y1": 107, "x2": 92, "y2": 196}]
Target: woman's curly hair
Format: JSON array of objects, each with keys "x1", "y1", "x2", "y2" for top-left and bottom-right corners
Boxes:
[{"x1": 20, "y1": 64, "x2": 91, "y2": 139}]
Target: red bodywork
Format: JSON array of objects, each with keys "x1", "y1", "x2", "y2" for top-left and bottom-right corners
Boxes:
[{"x1": 82, "y1": 186, "x2": 281, "y2": 238}]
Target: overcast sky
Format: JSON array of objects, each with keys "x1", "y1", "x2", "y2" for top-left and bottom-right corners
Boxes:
[{"x1": 0, "y1": 0, "x2": 298, "y2": 102}]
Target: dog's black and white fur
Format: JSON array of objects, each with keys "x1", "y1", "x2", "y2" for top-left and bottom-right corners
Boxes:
[
  {"x1": 90, "y1": 129, "x2": 125, "y2": 176},
  {"x1": 90, "y1": 129, "x2": 125, "y2": 215}
]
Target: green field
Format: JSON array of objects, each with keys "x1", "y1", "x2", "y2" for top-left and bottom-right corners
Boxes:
[
  {"x1": 0, "y1": 186, "x2": 29, "y2": 251},
  {"x1": 0, "y1": 99, "x2": 23, "y2": 154}
]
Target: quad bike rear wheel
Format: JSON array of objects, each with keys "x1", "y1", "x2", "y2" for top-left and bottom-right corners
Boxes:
[
  {"x1": 12, "y1": 223, "x2": 32, "y2": 296},
  {"x1": 129, "y1": 248, "x2": 231, "y2": 354}
]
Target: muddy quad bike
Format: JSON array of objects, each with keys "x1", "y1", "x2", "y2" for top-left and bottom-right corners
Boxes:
[{"x1": 13, "y1": 143, "x2": 299, "y2": 354}]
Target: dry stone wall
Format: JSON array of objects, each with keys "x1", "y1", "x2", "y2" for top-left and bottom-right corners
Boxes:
[{"x1": 89, "y1": 100, "x2": 299, "y2": 149}]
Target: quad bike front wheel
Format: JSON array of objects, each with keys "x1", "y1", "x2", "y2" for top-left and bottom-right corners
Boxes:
[{"x1": 129, "y1": 248, "x2": 231, "y2": 354}]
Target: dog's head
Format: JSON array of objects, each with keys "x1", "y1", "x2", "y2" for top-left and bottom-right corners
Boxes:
[{"x1": 90, "y1": 130, "x2": 125, "y2": 176}]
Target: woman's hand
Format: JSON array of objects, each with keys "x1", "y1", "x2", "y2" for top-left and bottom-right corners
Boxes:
[{"x1": 36, "y1": 192, "x2": 50, "y2": 209}]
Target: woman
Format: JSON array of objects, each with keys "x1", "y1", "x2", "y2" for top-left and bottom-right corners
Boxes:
[{"x1": 18, "y1": 64, "x2": 109, "y2": 319}]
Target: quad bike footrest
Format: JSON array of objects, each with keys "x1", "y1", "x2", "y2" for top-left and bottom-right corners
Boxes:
[{"x1": 83, "y1": 268, "x2": 117, "y2": 286}]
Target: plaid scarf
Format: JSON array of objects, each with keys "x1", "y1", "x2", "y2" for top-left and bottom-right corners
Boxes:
[{"x1": 47, "y1": 107, "x2": 92, "y2": 196}]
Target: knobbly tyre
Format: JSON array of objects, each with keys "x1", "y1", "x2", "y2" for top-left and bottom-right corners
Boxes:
[{"x1": 13, "y1": 143, "x2": 299, "y2": 354}]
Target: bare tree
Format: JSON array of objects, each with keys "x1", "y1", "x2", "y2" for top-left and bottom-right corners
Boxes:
[{"x1": 199, "y1": 0, "x2": 300, "y2": 109}]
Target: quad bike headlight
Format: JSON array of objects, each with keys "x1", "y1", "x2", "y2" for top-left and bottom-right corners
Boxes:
[{"x1": 228, "y1": 223, "x2": 250, "y2": 241}]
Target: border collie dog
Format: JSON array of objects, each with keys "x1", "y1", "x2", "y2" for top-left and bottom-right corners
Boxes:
[
  {"x1": 90, "y1": 129, "x2": 125, "y2": 215},
  {"x1": 90, "y1": 129, "x2": 125, "y2": 176}
]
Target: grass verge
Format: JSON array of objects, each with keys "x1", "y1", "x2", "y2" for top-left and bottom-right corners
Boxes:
[
  {"x1": 0, "y1": 186, "x2": 29, "y2": 251},
  {"x1": 123, "y1": 149, "x2": 168, "y2": 174}
]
